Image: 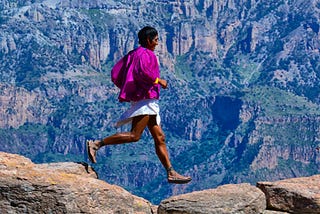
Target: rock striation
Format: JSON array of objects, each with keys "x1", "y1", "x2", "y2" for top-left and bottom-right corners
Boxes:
[{"x1": 1, "y1": 152, "x2": 320, "y2": 213}]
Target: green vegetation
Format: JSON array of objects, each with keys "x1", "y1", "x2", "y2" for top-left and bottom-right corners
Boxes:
[
  {"x1": 232, "y1": 58, "x2": 261, "y2": 86},
  {"x1": 242, "y1": 86, "x2": 320, "y2": 116},
  {"x1": 81, "y1": 9, "x2": 118, "y2": 32},
  {"x1": 258, "y1": 121, "x2": 317, "y2": 147},
  {"x1": 174, "y1": 54, "x2": 194, "y2": 81},
  {"x1": 0, "y1": 124, "x2": 49, "y2": 159},
  {"x1": 255, "y1": 0, "x2": 285, "y2": 20},
  {"x1": 34, "y1": 152, "x2": 84, "y2": 164}
]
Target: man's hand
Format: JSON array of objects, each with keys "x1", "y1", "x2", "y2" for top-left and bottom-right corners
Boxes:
[{"x1": 158, "y1": 78, "x2": 168, "y2": 89}]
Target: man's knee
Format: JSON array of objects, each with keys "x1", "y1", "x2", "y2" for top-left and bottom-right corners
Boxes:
[{"x1": 130, "y1": 133, "x2": 141, "y2": 142}]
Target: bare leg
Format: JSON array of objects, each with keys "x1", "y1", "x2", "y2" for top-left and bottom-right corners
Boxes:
[
  {"x1": 147, "y1": 115, "x2": 171, "y2": 169},
  {"x1": 100, "y1": 115, "x2": 150, "y2": 146},
  {"x1": 87, "y1": 115, "x2": 150, "y2": 163},
  {"x1": 147, "y1": 116, "x2": 192, "y2": 184}
]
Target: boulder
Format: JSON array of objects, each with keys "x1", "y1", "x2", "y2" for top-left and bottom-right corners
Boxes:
[
  {"x1": 0, "y1": 152, "x2": 154, "y2": 214},
  {"x1": 158, "y1": 183, "x2": 266, "y2": 214},
  {"x1": 257, "y1": 175, "x2": 320, "y2": 214},
  {"x1": 263, "y1": 211, "x2": 289, "y2": 214}
]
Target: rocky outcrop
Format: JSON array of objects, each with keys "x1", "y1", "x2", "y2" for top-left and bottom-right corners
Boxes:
[
  {"x1": 158, "y1": 175, "x2": 320, "y2": 214},
  {"x1": 158, "y1": 183, "x2": 266, "y2": 214},
  {"x1": 257, "y1": 175, "x2": 320, "y2": 214},
  {"x1": 0, "y1": 152, "x2": 154, "y2": 213},
  {"x1": 1, "y1": 152, "x2": 320, "y2": 213}
]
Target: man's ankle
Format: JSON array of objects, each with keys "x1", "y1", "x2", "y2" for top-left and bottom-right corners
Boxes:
[
  {"x1": 98, "y1": 139, "x2": 104, "y2": 148},
  {"x1": 166, "y1": 166, "x2": 173, "y2": 173}
]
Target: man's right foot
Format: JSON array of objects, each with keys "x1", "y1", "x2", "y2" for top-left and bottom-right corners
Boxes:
[
  {"x1": 86, "y1": 140, "x2": 100, "y2": 163},
  {"x1": 167, "y1": 168, "x2": 192, "y2": 184}
]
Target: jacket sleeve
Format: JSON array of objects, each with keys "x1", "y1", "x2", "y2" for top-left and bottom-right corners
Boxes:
[{"x1": 135, "y1": 51, "x2": 159, "y2": 86}]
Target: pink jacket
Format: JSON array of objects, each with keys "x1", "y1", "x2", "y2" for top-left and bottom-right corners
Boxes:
[{"x1": 111, "y1": 46, "x2": 160, "y2": 102}]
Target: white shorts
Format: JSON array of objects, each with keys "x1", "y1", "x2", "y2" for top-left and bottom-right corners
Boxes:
[{"x1": 116, "y1": 99, "x2": 161, "y2": 127}]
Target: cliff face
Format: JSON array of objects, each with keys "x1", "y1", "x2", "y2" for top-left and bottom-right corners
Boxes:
[{"x1": 0, "y1": 0, "x2": 319, "y2": 204}]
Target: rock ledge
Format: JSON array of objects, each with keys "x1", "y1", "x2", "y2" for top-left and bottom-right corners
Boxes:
[{"x1": 1, "y1": 152, "x2": 319, "y2": 214}]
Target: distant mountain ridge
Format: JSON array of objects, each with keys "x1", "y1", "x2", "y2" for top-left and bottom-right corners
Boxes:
[{"x1": 0, "y1": 0, "x2": 319, "y2": 204}]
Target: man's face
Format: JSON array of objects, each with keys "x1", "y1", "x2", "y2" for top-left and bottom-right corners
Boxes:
[{"x1": 146, "y1": 35, "x2": 159, "y2": 51}]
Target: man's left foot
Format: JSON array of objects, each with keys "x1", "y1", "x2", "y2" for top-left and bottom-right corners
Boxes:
[{"x1": 167, "y1": 168, "x2": 192, "y2": 184}]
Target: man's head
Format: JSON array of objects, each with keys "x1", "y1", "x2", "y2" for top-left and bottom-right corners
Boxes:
[{"x1": 138, "y1": 26, "x2": 159, "y2": 51}]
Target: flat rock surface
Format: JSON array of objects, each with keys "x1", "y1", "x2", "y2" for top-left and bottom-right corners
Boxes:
[{"x1": 158, "y1": 183, "x2": 266, "y2": 214}]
